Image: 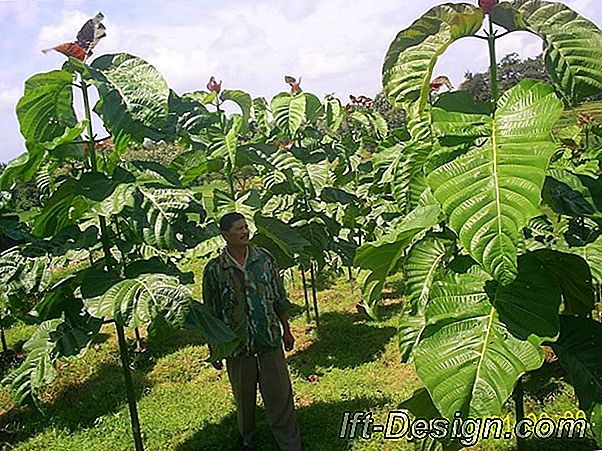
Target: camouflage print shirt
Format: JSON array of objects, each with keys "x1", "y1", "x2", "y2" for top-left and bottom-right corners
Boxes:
[{"x1": 202, "y1": 245, "x2": 292, "y2": 358}]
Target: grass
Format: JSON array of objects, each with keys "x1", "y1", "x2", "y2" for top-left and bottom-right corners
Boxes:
[{"x1": 0, "y1": 277, "x2": 598, "y2": 450}]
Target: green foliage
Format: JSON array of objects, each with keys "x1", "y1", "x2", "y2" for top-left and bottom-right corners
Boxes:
[
  {"x1": 492, "y1": 0, "x2": 602, "y2": 103},
  {"x1": 428, "y1": 81, "x2": 563, "y2": 284},
  {"x1": 88, "y1": 53, "x2": 171, "y2": 141},
  {"x1": 414, "y1": 254, "x2": 560, "y2": 419},
  {"x1": 382, "y1": 3, "x2": 483, "y2": 110}
]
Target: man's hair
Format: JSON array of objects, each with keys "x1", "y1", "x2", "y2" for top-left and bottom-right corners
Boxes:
[{"x1": 219, "y1": 212, "x2": 245, "y2": 231}]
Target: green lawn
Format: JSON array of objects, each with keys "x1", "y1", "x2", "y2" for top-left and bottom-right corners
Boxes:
[{"x1": 0, "y1": 277, "x2": 597, "y2": 450}]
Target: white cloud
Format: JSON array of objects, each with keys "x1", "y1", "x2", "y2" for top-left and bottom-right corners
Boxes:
[
  {"x1": 0, "y1": 1, "x2": 41, "y2": 27},
  {"x1": 37, "y1": 9, "x2": 90, "y2": 49},
  {"x1": 0, "y1": 86, "x2": 20, "y2": 111}
]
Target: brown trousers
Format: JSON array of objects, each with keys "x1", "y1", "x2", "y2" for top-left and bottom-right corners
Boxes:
[{"x1": 226, "y1": 347, "x2": 302, "y2": 450}]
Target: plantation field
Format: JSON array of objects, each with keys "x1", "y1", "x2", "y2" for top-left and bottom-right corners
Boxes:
[{"x1": 0, "y1": 275, "x2": 597, "y2": 451}]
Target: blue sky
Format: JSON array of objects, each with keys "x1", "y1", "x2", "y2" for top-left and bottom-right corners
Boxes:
[{"x1": 0, "y1": 0, "x2": 599, "y2": 163}]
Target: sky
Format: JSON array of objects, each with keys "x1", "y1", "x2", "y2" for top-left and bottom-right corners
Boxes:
[{"x1": 0, "y1": 0, "x2": 599, "y2": 163}]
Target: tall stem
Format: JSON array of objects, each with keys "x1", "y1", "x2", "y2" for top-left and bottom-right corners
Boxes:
[
  {"x1": 116, "y1": 323, "x2": 145, "y2": 451},
  {"x1": 300, "y1": 266, "x2": 311, "y2": 323},
  {"x1": 0, "y1": 312, "x2": 8, "y2": 355},
  {"x1": 487, "y1": 17, "x2": 499, "y2": 106},
  {"x1": 309, "y1": 260, "x2": 320, "y2": 327},
  {"x1": 80, "y1": 78, "x2": 145, "y2": 451}
]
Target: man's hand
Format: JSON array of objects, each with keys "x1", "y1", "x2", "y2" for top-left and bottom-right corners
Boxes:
[
  {"x1": 211, "y1": 360, "x2": 224, "y2": 370},
  {"x1": 283, "y1": 330, "x2": 295, "y2": 352}
]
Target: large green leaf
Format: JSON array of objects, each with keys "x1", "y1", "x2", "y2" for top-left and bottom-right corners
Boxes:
[
  {"x1": 543, "y1": 169, "x2": 602, "y2": 218},
  {"x1": 550, "y1": 315, "x2": 602, "y2": 445},
  {"x1": 84, "y1": 272, "x2": 191, "y2": 327},
  {"x1": 221, "y1": 89, "x2": 252, "y2": 132},
  {"x1": 2, "y1": 319, "x2": 59, "y2": 404},
  {"x1": 16, "y1": 70, "x2": 77, "y2": 144},
  {"x1": 180, "y1": 302, "x2": 239, "y2": 361},
  {"x1": 566, "y1": 235, "x2": 602, "y2": 284},
  {"x1": 492, "y1": 0, "x2": 602, "y2": 103},
  {"x1": 427, "y1": 80, "x2": 563, "y2": 284},
  {"x1": 414, "y1": 254, "x2": 561, "y2": 419},
  {"x1": 2, "y1": 315, "x2": 99, "y2": 405},
  {"x1": 0, "y1": 122, "x2": 87, "y2": 191},
  {"x1": 252, "y1": 215, "x2": 310, "y2": 270},
  {"x1": 208, "y1": 115, "x2": 242, "y2": 169},
  {"x1": 88, "y1": 53, "x2": 170, "y2": 141},
  {"x1": 269, "y1": 150, "x2": 332, "y2": 197},
  {"x1": 82, "y1": 271, "x2": 238, "y2": 358},
  {"x1": 532, "y1": 249, "x2": 594, "y2": 316},
  {"x1": 354, "y1": 204, "x2": 441, "y2": 318},
  {"x1": 135, "y1": 186, "x2": 201, "y2": 250},
  {"x1": 32, "y1": 172, "x2": 124, "y2": 237},
  {"x1": 170, "y1": 149, "x2": 224, "y2": 186},
  {"x1": 382, "y1": 3, "x2": 483, "y2": 110},
  {"x1": 270, "y1": 92, "x2": 307, "y2": 137},
  {"x1": 168, "y1": 90, "x2": 215, "y2": 142},
  {"x1": 399, "y1": 237, "x2": 454, "y2": 362}
]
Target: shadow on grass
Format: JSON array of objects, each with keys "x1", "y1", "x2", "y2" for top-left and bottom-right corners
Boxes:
[
  {"x1": 0, "y1": 359, "x2": 151, "y2": 447},
  {"x1": 174, "y1": 396, "x2": 394, "y2": 451},
  {"x1": 289, "y1": 306, "x2": 400, "y2": 376},
  {"x1": 0, "y1": 324, "x2": 234, "y2": 448}
]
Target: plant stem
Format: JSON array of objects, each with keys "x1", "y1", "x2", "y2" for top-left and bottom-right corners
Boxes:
[
  {"x1": 228, "y1": 170, "x2": 235, "y2": 199},
  {"x1": 116, "y1": 323, "x2": 145, "y2": 451},
  {"x1": 309, "y1": 260, "x2": 320, "y2": 327},
  {"x1": 487, "y1": 17, "x2": 499, "y2": 106},
  {"x1": 80, "y1": 77, "x2": 145, "y2": 451},
  {"x1": 300, "y1": 266, "x2": 311, "y2": 323},
  {"x1": 134, "y1": 328, "x2": 143, "y2": 352},
  {"x1": 0, "y1": 313, "x2": 8, "y2": 355},
  {"x1": 80, "y1": 79, "x2": 98, "y2": 172},
  {"x1": 513, "y1": 376, "x2": 526, "y2": 451}
]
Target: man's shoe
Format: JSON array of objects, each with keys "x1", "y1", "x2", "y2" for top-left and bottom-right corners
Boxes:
[{"x1": 240, "y1": 446, "x2": 252, "y2": 451}]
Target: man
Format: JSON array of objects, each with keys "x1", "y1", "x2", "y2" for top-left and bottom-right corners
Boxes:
[{"x1": 202, "y1": 212, "x2": 302, "y2": 451}]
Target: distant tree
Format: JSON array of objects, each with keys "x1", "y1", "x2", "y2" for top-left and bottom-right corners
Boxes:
[{"x1": 460, "y1": 53, "x2": 550, "y2": 101}]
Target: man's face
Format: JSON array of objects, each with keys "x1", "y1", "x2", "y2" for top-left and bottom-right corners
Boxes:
[{"x1": 222, "y1": 218, "x2": 250, "y2": 246}]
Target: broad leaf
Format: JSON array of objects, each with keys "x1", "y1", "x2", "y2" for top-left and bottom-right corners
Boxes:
[
  {"x1": 567, "y1": 235, "x2": 602, "y2": 284},
  {"x1": 84, "y1": 272, "x2": 192, "y2": 327},
  {"x1": 252, "y1": 215, "x2": 310, "y2": 270},
  {"x1": 532, "y1": 249, "x2": 594, "y2": 316},
  {"x1": 382, "y1": 3, "x2": 483, "y2": 110},
  {"x1": 354, "y1": 204, "x2": 441, "y2": 318},
  {"x1": 492, "y1": 0, "x2": 602, "y2": 103},
  {"x1": 170, "y1": 149, "x2": 224, "y2": 186},
  {"x1": 0, "y1": 122, "x2": 87, "y2": 190},
  {"x1": 16, "y1": 70, "x2": 77, "y2": 144},
  {"x1": 543, "y1": 169, "x2": 602, "y2": 218},
  {"x1": 414, "y1": 254, "x2": 561, "y2": 419},
  {"x1": 427, "y1": 80, "x2": 563, "y2": 284},
  {"x1": 221, "y1": 89, "x2": 252, "y2": 132},
  {"x1": 271, "y1": 92, "x2": 307, "y2": 137},
  {"x1": 88, "y1": 53, "x2": 171, "y2": 141},
  {"x1": 399, "y1": 237, "x2": 454, "y2": 362},
  {"x1": 168, "y1": 91, "x2": 215, "y2": 141},
  {"x1": 135, "y1": 186, "x2": 202, "y2": 250},
  {"x1": 2, "y1": 319, "x2": 59, "y2": 404}
]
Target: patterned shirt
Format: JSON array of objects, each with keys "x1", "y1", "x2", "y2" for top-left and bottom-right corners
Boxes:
[{"x1": 202, "y1": 245, "x2": 292, "y2": 357}]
